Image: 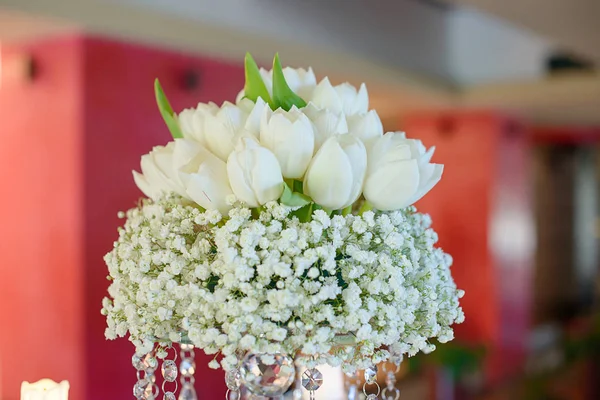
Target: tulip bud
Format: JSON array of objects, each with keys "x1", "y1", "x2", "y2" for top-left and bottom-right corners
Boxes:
[
  {"x1": 303, "y1": 135, "x2": 367, "y2": 210},
  {"x1": 179, "y1": 147, "x2": 234, "y2": 214},
  {"x1": 202, "y1": 99, "x2": 267, "y2": 162},
  {"x1": 347, "y1": 110, "x2": 383, "y2": 149},
  {"x1": 178, "y1": 102, "x2": 219, "y2": 146},
  {"x1": 311, "y1": 78, "x2": 368, "y2": 116},
  {"x1": 260, "y1": 106, "x2": 315, "y2": 179},
  {"x1": 227, "y1": 138, "x2": 284, "y2": 207},
  {"x1": 133, "y1": 139, "x2": 202, "y2": 200},
  {"x1": 302, "y1": 102, "x2": 348, "y2": 151},
  {"x1": 364, "y1": 132, "x2": 443, "y2": 210}
]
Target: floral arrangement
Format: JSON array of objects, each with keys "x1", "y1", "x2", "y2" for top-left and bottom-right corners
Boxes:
[{"x1": 102, "y1": 53, "x2": 464, "y2": 374}]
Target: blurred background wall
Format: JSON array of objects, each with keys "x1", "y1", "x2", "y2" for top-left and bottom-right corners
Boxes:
[{"x1": 0, "y1": 0, "x2": 599, "y2": 399}]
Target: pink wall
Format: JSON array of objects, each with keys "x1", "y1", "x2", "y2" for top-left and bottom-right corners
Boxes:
[
  {"x1": 0, "y1": 37, "x2": 85, "y2": 400},
  {"x1": 405, "y1": 111, "x2": 533, "y2": 382},
  {"x1": 0, "y1": 34, "x2": 244, "y2": 399}
]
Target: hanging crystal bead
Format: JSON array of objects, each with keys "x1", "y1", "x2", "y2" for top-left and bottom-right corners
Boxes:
[
  {"x1": 133, "y1": 346, "x2": 159, "y2": 400},
  {"x1": 162, "y1": 360, "x2": 178, "y2": 382},
  {"x1": 133, "y1": 378, "x2": 149, "y2": 399},
  {"x1": 364, "y1": 365, "x2": 378, "y2": 384},
  {"x1": 362, "y1": 364, "x2": 381, "y2": 400},
  {"x1": 302, "y1": 368, "x2": 324, "y2": 391},
  {"x1": 179, "y1": 344, "x2": 197, "y2": 400},
  {"x1": 382, "y1": 358, "x2": 401, "y2": 400},
  {"x1": 225, "y1": 367, "x2": 241, "y2": 400},
  {"x1": 161, "y1": 345, "x2": 179, "y2": 399},
  {"x1": 179, "y1": 358, "x2": 196, "y2": 377},
  {"x1": 179, "y1": 383, "x2": 198, "y2": 400},
  {"x1": 239, "y1": 353, "x2": 295, "y2": 397},
  {"x1": 345, "y1": 370, "x2": 359, "y2": 400}
]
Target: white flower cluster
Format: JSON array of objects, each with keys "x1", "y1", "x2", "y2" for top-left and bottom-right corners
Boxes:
[
  {"x1": 102, "y1": 195, "x2": 464, "y2": 372},
  {"x1": 134, "y1": 66, "x2": 443, "y2": 214}
]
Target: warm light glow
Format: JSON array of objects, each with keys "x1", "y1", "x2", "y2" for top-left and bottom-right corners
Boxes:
[{"x1": 21, "y1": 379, "x2": 69, "y2": 400}]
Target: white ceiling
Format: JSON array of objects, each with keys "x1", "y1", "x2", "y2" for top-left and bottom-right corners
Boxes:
[
  {"x1": 450, "y1": 0, "x2": 600, "y2": 63},
  {"x1": 0, "y1": 0, "x2": 598, "y2": 125}
]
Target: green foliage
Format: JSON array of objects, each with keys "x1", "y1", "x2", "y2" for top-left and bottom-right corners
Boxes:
[
  {"x1": 271, "y1": 53, "x2": 307, "y2": 111},
  {"x1": 244, "y1": 52, "x2": 273, "y2": 106},
  {"x1": 154, "y1": 79, "x2": 183, "y2": 139}
]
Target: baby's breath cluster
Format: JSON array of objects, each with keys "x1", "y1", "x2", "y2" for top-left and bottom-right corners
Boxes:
[{"x1": 102, "y1": 195, "x2": 463, "y2": 372}]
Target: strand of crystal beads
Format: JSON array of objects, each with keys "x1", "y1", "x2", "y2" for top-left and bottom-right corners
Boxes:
[
  {"x1": 301, "y1": 367, "x2": 324, "y2": 400},
  {"x1": 345, "y1": 370, "x2": 360, "y2": 400},
  {"x1": 161, "y1": 345, "x2": 179, "y2": 400},
  {"x1": 363, "y1": 365, "x2": 381, "y2": 400},
  {"x1": 225, "y1": 367, "x2": 241, "y2": 400},
  {"x1": 178, "y1": 344, "x2": 197, "y2": 400},
  {"x1": 133, "y1": 347, "x2": 159, "y2": 400},
  {"x1": 381, "y1": 362, "x2": 400, "y2": 400}
]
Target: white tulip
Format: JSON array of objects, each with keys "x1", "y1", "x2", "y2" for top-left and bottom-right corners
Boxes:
[
  {"x1": 237, "y1": 97, "x2": 267, "y2": 135},
  {"x1": 203, "y1": 100, "x2": 267, "y2": 161},
  {"x1": 179, "y1": 147, "x2": 234, "y2": 214},
  {"x1": 227, "y1": 138, "x2": 284, "y2": 207},
  {"x1": 177, "y1": 102, "x2": 219, "y2": 146},
  {"x1": 236, "y1": 67, "x2": 317, "y2": 102},
  {"x1": 133, "y1": 139, "x2": 202, "y2": 198},
  {"x1": 303, "y1": 135, "x2": 367, "y2": 210},
  {"x1": 302, "y1": 102, "x2": 348, "y2": 151},
  {"x1": 310, "y1": 77, "x2": 368, "y2": 116},
  {"x1": 364, "y1": 132, "x2": 443, "y2": 210},
  {"x1": 260, "y1": 106, "x2": 315, "y2": 179},
  {"x1": 347, "y1": 110, "x2": 383, "y2": 149}
]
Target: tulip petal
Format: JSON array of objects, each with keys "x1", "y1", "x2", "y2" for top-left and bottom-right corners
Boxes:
[
  {"x1": 338, "y1": 135, "x2": 367, "y2": 208},
  {"x1": 409, "y1": 164, "x2": 443, "y2": 205},
  {"x1": 132, "y1": 171, "x2": 160, "y2": 199},
  {"x1": 303, "y1": 103, "x2": 348, "y2": 151},
  {"x1": 347, "y1": 110, "x2": 383, "y2": 148},
  {"x1": 250, "y1": 147, "x2": 284, "y2": 205},
  {"x1": 311, "y1": 77, "x2": 344, "y2": 115},
  {"x1": 227, "y1": 150, "x2": 258, "y2": 207},
  {"x1": 304, "y1": 137, "x2": 353, "y2": 210},
  {"x1": 140, "y1": 152, "x2": 172, "y2": 193},
  {"x1": 183, "y1": 158, "x2": 233, "y2": 214},
  {"x1": 364, "y1": 159, "x2": 419, "y2": 210}
]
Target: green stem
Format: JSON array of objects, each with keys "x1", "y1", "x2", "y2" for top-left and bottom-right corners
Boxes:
[
  {"x1": 341, "y1": 205, "x2": 353, "y2": 216},
  {"x1": 293, "y1": 179, "x2": 304, "y2": 194},
  {"x1": 284, "y1": 178, "x2": 295, "y2": 190},
  {"x1": 359, "y1": 201, "x2": 373, "y2": 215}
]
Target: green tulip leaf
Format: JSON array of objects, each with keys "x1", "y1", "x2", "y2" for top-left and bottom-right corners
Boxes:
[
  {"x1": 280, "y1": 181, "x2": 312, "y2": 207},
  {"x1": 272, "y1": 53, "x2": 307, "y2": 111},
  {"x1": 244, "y1": 52, "x2": 273, "y2": 106},
  {"x1": 154, "y1": 79, "x2": 183, "y2": 139}
]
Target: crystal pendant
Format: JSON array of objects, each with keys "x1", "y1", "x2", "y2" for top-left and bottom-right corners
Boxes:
[
  {"x1": 390, "y1": 353, "x2": 403, "y2": 367},
  {"x1": 178, "y1": 383, "x2": 198, "y2": 400},
  {"x1": 163, "y1": 393, "x2": 176, "y2": 400},
  {"x1": 302, "y1": 368, "x2": 324, "y2": 391},
  {"x1": 179, "y1": 358, "x2": 196, "y2": 377},
  {"x1": 366, "y1": 394, "x2": 378, "y2": 400},
  {"x1": 133, "y1": 378, "x2": 149, "y2": 399},
  {"x1": 161, "y1": 360, "x2": 178, "y2": 382},
  {"x1": 364, "y1": 365, "x2": 378, "y2": 384},
  {"x1": 239, "y1": 353, "x2": 295, "y2": 397},
  {"x1": 133, "y1": 353, "x2": 158, "y2": 372},
  {"x1": 225, "y1": 369, "x2": 240, "y2": 390}
]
